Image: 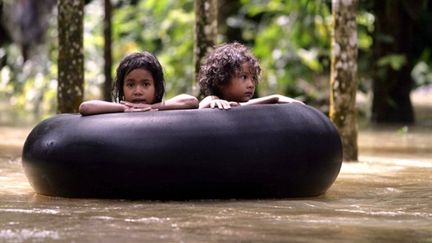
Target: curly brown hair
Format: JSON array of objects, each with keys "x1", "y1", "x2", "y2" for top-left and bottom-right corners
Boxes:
[
  {"x1": 198, "y1": 42, "x2": 261, "y2": 97},
  {"x1": 112, "y1": 51, "x2": 165, "y2": 103}
]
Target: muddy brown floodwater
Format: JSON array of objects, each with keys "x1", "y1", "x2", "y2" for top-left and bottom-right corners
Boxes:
[{"x1": 0, "y1": 89, "x2": 431, "y2": 242}]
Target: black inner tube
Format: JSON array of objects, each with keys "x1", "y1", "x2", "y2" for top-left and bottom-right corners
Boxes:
[{"x1": 22, "y1": 103, "x2": 343, "y2": 200}]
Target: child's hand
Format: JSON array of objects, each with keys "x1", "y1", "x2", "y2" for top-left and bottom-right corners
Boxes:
[
  {"x1": 121, "y1": 101, "x2": 155, "y2": 112},
  {"x1": 210, "y1": 99, "x2": 239, "y2": 110}
]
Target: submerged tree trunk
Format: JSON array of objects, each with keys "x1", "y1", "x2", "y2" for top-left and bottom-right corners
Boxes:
[
  {"x1": 330, "y1": 0, "x2": 358, "y2": 162},
  {"x1": 103, "y1": 0, "x2": 113, "y2": 101},
  {"x1": 370, "y1": 0, "x2": 420, "y2": 124},
  {"x1": 57, "y1": 0, "x2": 84, "y2": 113},
  {"x1": 194, "y1": 0, "x2": 218, "y2": 97}
]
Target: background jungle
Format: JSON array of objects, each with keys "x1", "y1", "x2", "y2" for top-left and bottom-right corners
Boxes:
[{"x1": 0, "y1": 0, "x2": 431, "y2": 125}]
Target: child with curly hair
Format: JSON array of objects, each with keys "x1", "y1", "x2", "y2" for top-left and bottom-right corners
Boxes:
[
  {"x1": 198, "y1": 42, "x2": 302, "y2": 109},
  {"x1": 79, "y1": 51, "x2": 198, "y2": 115}
]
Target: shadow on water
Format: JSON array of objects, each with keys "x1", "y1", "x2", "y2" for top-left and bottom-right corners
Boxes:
[{"x1": 0, "y1": 90, "x2": 431, "y2": 242}]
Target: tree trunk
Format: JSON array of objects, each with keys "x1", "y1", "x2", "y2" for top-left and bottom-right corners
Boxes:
[
  {"x1": 103, "y1": 0, "x2": 113, "y2": 101},
  {"x1": 330, "y1": 0, "x2": 358, "y2": 162},
  {"x1": 57, "y1": 0, "x2": 84, "y2": 113},
  {"x1": 194, "y1": 0, "x2": 218, "y2": 97},
  {"x1": 217, "y1": 0, "x2": 242, "y2": 43},
  {"x1": 371, "y1": 0, "x2": 419, "y2": 124}
]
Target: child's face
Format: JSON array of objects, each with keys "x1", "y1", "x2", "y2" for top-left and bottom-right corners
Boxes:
[
  {"x1": 123, "y1": 68, "x2": 156, "y2": 104},
  {"x1": 220, "y1": 63, "x2": 256, "y2": 102}
]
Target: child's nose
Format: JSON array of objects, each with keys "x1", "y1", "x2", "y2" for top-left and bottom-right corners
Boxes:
[
  {"x1": 134, "y1": 85, "x2": 145, "y2": 94},
  {"x1": 247, "y1": 78, "x2": 255, "y2": 88}
]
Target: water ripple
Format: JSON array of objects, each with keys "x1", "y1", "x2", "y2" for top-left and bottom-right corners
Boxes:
[
  {"x1": 0, "y1": 229, "x2": 60, "y2": 241},
  {"x1": 0, "y1": 208, "x2": 60, "y2": 215}
]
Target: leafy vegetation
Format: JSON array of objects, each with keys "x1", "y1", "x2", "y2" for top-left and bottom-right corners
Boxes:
[{"x1": 0, "y1": 0, "x2": 431, "y2": 123}]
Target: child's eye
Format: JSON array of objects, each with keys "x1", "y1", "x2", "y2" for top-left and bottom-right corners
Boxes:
[
  {"x1": 144, "y1": 82, "x2": 151, "y2": 87},
  {"x1": 126, "y1": 82, "x2": 134, "y2": 88}
]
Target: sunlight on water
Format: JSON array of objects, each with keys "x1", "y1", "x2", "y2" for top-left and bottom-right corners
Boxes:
[
  {"x1": 340, "y1": 155, "x2": 432, "y2": 175},
  {"x1": 0, "y1": 229, "x2": 60, "y2": 242},
  {"x1": 0, "y1": 208, "x2": 61, "y2": 215}
]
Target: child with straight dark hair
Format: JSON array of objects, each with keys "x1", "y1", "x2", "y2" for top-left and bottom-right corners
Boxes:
[{"x1": 79, "y1": 51, "x2": 198, "y2": 115}]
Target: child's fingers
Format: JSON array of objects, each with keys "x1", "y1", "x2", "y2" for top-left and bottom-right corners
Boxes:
[
  {"x1": 120, "y1": 101, "x2": 133, "y2": 107},
  {"x1": 124, "y1": 107, "x2": 152, "y2": 112},
  {"x1": 210, "y1": 99, "x2": 232, "y2": 110},
  {"x1": 135, "y1": 107, "x2": 152, "y2": 112},
  {"x1": 222, "y1": 101, "x2": 231, "y2": 110},
  {"x1": 211, "y1": 100, "x2": 223, "y2": 109},
  {"x1": 134, "y1": 103, "x2": 152, "y2": 109},
  {"x1": 229, "y1": 102, "x2": 240, "y2": 107},
  {"x1": 217, "y1": 100, "x2": 230, "y2": 110}
]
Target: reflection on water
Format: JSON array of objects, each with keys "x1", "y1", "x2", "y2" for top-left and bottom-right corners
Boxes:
[{"x1": 0, "y1": 125, "x2": 431, "y2": 242}]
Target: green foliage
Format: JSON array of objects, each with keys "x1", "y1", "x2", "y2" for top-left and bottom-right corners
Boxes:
[
  {"x1": 411, "y1": 49, "x2": 432, "y2": 88},
  {"x1": 111, "y1": 0, "x2": 194, "y2": 97},
  {"x1": 397, "y1": 125, "x2": 409, "y2": 135},
  {"x1": 0, "y1": 0, "x2": 431, "y2": 123},
  {"x1": 356, "y1": 11, "x2": 374, "y2": 49},
  {"x1": 412, "y1": 62, "x2": 432, "y2": 88},
  {"x1": 377, "y1": 54, "x2": 407, "y2": 71},
  {"x1": 226, "y1": 0, "x2": 333, "y2": 103}
]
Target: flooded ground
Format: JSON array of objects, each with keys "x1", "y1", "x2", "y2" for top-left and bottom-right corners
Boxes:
[{"x1": 0, "y1": 90, "x2": 431, "y2": 242}]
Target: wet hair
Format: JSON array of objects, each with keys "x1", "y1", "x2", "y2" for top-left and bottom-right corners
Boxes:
[
  {"x1": 112, "y1": 51, "x2": 165, "y2": 103},
  {"x1": 198, "y1": 42, "x2": 261, "y2": 97}
]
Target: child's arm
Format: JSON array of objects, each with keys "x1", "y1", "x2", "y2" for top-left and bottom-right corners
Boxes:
[
  {"x1": 199, "y1": 96, "x2": 240, "y2": 110},
  {"x1": 241, "y1": 95, "x2": 304, "y2": 106},
  {"x1": 153, "y1": 94, "x2": 199, "y2": 110},
  {"x1": 79, "y1": 100, "x2": 128, "y2": 116}
]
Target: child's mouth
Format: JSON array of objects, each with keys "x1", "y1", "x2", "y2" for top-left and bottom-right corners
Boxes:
[{"x1": 133, "y1": 99, "x2": 147, "y2": 104}]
